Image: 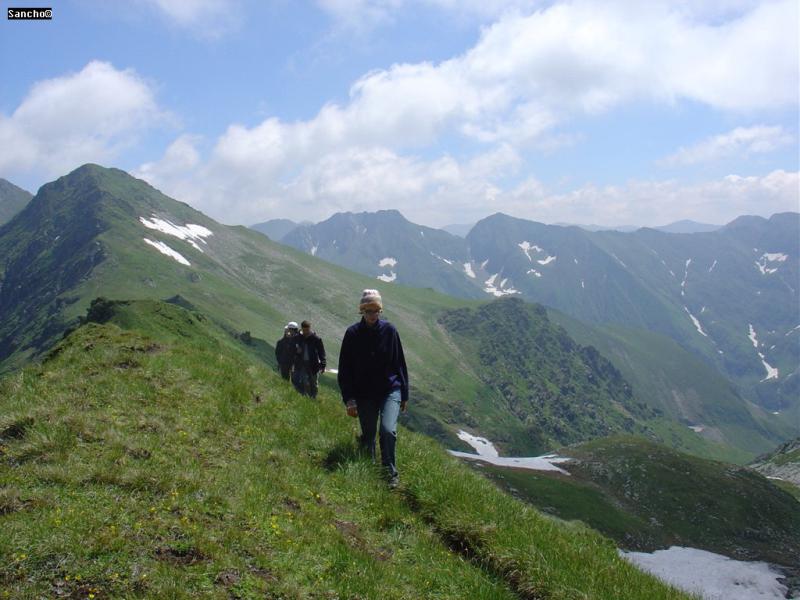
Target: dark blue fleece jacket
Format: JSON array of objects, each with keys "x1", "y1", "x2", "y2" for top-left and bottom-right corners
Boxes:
[{"x1": 337, "y1": 318, "x2": 409, "y2": 404}]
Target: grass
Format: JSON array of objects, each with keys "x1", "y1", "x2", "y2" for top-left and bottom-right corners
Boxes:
[{"x1": 0, "y1": 301, "x2": 693, "y2": 599}]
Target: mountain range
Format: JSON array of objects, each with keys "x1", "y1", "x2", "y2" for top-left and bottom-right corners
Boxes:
[
  {"x1": 0, "y1": 165, "x2": 788, "y2": 462},
  {"x1": 263, "y1": 208, "x2": 799, "y2": 428}
]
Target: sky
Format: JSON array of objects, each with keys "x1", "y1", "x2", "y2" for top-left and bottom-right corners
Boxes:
[{"x1": 2, "y1": 0, "x2": 798, "y2": 228}]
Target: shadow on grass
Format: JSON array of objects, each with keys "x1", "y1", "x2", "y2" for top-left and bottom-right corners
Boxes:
[{"x1": 322, "y1": 439, "x2": 371, "y2": 472}]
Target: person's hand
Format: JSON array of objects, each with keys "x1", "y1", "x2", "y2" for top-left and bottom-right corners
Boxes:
[
  {"x1": 346, "y1": 400, "x2": 358, "y2": 418},
  {"x1": 401, "y1": 400, "x2": 408, "y2": 413}
]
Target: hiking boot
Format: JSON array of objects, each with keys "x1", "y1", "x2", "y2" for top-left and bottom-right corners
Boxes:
[{"x1": 388, "y1": 475, "x2": 400, "y2": 490}]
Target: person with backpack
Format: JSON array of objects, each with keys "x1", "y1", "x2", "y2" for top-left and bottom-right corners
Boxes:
[
  {"x1": 337, "y1": 289, "x2": 408, "y2": 488},
  {"x1": 292, "y1": 320, "x2": 326, "y2": 398},
  {"x1": 275, "y1": 322, "x2": 299, "y2": 380}
]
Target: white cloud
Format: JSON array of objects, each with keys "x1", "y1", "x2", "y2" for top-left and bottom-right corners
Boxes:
[
  {"x1": 509, "y1": 170, "x2": 799, "y2": 228},
  {"x1": 137, "y1": 134, "x2": 202, "y2": 181},
  {"x1": 0, "y1": 61, "x2": 167, "y2": 180},
  {"x1": 316, "y1": 0, "x2": 405, "y2": 32},
  {"x1": 317, "y1": 0, "x2": 546, "y2": 31},
  {"x1": 136, "y1": 1, "x2": 797, "y2": 226},
  {"x1": 140, "y1": 0, "x2": 241, "y2": 38},
  {"x1": 662, "y1": 125, "x2": 795, "y2": 166},
  {"x1": 212, "y1": 0, "x2": 799, "y2": 159}
]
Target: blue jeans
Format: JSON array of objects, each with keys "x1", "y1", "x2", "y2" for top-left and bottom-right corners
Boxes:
[{"x1": 357, "y1": 390, "x2": 401, "y2": 478}]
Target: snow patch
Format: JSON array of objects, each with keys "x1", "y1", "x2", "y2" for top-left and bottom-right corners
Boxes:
[
  {"x1": 463, "y1": 263, "x2": 476, "y2": 278},
  {"x1": 574, "y1": 258, "x2": 579, "y2": 264},
  {"x1": 787, "y1": 325, "x2": 800, "y2": 336},
  {"x1": 684, "y1": 307, "x2": 708, "y2": 337},
  {"x1": 456, "y1": 430, "x2": 499, "y2": 457},
  {"x1": 143, "y1": 238, "x2": 190, "y2": 266},
  {"x1": 581, "y1": 279, "x2": 585, "y2": 289},
  {"x1": 484, "y1": 273, "x2": 520, "y2": 297},
  {"x1": 518, "y1": 241, "x2": 543, "y2": 261},
  {"x1": 378, "y1": 257, "x2": 397, "y2": 268},
  {"x1": 611, "y1": 253, "x2": 627, "y2": 268},
  {"x1": 310, "y1": 245, "x2": 318, "y2": 256},
  {"x1": 480, "y1": 259, "x2": 489, "y2": 269},
  {"x1": 681, "y1": 259, "x2": 692, "y2": 297},
  {"x1": 527, "y1": 269, "x2": 542, "y2": 278},
  {"x1": 450, "y1": 431, "x2": 570, "y2": 474},
  {"x1": 755, "y1": 252, "x2": 788, "y2": 275},
  {"x1": 688, "y1": 425, "x2": 705, "y2": 433},
  {"x1": 748, "y1": 324, "x2": 779, "y2": 381},
  {"x1": 708, "y1": 259, "x2": 717, "y2": 273},
  {"x1": 537, "y1": 255, "x2": 557, "y2": 266},
  {"x1": 621, "y1": 546, "x2": 792, "y2": 600},
  {"x1": 430, "y1": 252, "x2": 453, "y2": 265},
  {"x1": 140, "y1": 215, "x2": 213, "y2": 253},
  {"x1": 376, "y1": 272, "x2": 397, "y2": 283}
]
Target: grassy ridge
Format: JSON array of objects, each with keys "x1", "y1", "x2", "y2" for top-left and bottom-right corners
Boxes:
[{"x1": 0, "y1": 301, "x2": 691, "y2": 599}]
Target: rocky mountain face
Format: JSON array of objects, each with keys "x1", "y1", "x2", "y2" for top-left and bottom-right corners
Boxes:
[
  {"x1": 750, "y1": 438, "x2": 800, "y2": 486},
  {"x1": 282, "y1": 210, "x2": 482, "y2": 299}
]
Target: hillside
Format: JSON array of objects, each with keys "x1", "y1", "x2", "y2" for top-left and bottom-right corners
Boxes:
[
  {"x1": 548, "y1": 310, "x2": 789, "y2": 461},
  {"x1": 0, "y1": 299, "x2": 691, "y2": 599},
  {"x1": 477, "y1": 436, "x2": 800, "y2": 583},
  {"x1": 750, "y1": 438, "x2": 800, "y2": 497},
  {"x1": 439, "y1": 298, "x2": 656, "y2": 453},
  {"x1": 0, "y1": 178, "x2": 32, "y2": 225},
  {"x1": 0, "y1": 164, "x2": 787, "y2": 462}
]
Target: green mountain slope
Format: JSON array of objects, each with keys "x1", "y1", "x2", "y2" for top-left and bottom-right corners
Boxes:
[
  {"x1": 0, "y1": 164, "x2": 787, "y2": 461},
  {"x1": 438, "y1": 298, "x2": 656, "y2": 453},
  {"x1": 591, "y1": 214, "x2": 799, "y2": 413},
  {"x1": 549, "y1": 310, "x2": 790, "y2": 462},
  {"x1": 478, "y1": 436, "x2": 800, "y2": 573},
  {"x1": 0, "y1": 178, "x2": 32, "y2": 226},
  {"x1": 0, "y1": 300, "x2": 691, "y2": 599}
]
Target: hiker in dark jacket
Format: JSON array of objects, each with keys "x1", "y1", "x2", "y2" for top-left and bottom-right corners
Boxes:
[
  {"x1": 292, "y1": 320, "x2": 326, "y2": 398},
  {"x1": 275, "y1": 321, "x2": 299, "y2": 380},
  {"x1": 338, "y1": 289, "x2": 408, "y2": 488}
]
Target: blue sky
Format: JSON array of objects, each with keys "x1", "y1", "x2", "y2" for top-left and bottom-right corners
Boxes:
[{"x1": 2, "y1": 0, "x2": 798, "y2": 227}]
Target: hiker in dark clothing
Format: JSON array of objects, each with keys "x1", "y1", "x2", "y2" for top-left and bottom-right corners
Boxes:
[
  {"x1": 292, "y1": 320, "x2": 326, "y2": 398},
  {"x1": 338, "y1": 289, "x2": 408, "y2": 488},
  {"x1": 275, "y1": 321, "x2": 299, "y2": 380}
]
